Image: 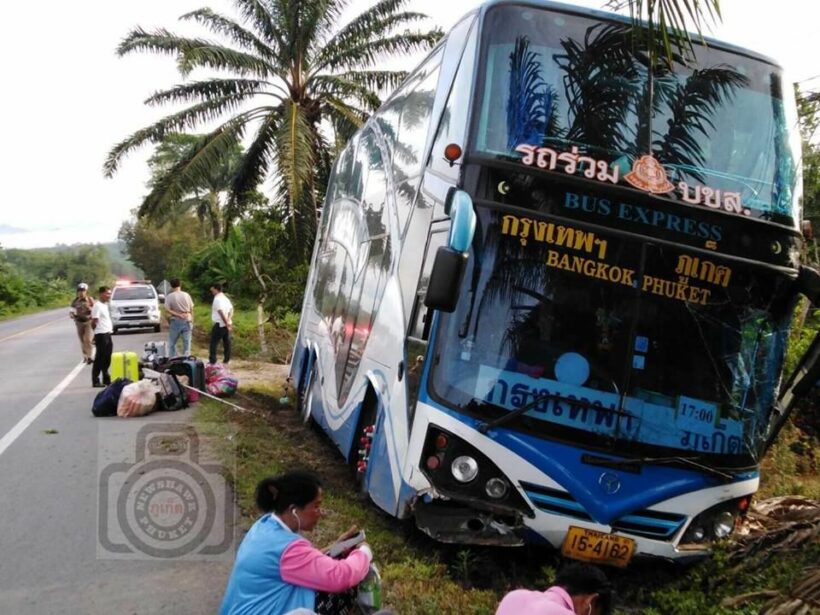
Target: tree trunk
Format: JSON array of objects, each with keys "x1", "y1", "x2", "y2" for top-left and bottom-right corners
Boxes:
[{"x1": 250, "y1": 253, "x2": 269, "y2": 355}]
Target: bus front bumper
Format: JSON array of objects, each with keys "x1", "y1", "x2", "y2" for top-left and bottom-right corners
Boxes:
[{"x1": 413, "y1": 496, "x2": 527, "y2": 546}]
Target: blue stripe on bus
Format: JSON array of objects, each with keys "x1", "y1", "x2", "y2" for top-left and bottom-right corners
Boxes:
[{"x1": 418, "y1": 393, "x2": 757, "y2": 526}]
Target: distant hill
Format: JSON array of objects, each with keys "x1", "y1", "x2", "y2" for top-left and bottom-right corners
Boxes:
[{"x1": 5, "y1": 241, "x2": 143, "y2": 281}]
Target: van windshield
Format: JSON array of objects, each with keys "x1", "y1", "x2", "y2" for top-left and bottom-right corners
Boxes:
[{"x1": 112, "y1": 287, "x2": 156, "y2": 301}]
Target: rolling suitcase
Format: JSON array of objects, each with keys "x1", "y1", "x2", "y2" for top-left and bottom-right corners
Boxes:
[
  {"x1": 161, "y1": 356, "x2": 206, "y2": 391},
  {"x1": 110, "y1": 351, "x2": 140, "y2": 382}
]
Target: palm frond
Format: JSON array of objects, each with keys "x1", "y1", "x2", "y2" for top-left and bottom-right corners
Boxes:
[
  {"x1": 323, "y1": 97, "x2": 369, "y2": 134},
  {"x1": 275, "y1": 100, "x2": 315, "y2": 208},
  {"x1": 606, "y1": 0, "x2": 721, "y2": 65},
  {"x1": 319, "y1": 30, "x2": 442, "y2": 73},
  {"x1": 655, "y1": 65, "x2": 748, "y2": 182},
  {"x1": 331, "y1": 70, "x2": 408, "y2": 92},
  {"x1": 139, "y1": 122, "x2": 246, "y2": 221},
  {"x1": 506, "y1": 36, "x2": 555, "y2": 149},
  {"x1": 144, "y1": 78, "x2": 271, "y2": 107},
  {"x1": 310, "y1": 75, "x2": 381, "y2": 111},
  {"x1": 232, "y1": 0, "x2": 282, "y2": 48},
  {"x1": 316, "y1": 0, "x2": 428, "y2": 69},
  {"x1": 180, "y1": 8, "x2": 278, "y2": 61},
  {"x1": 228, "y1": 111, "x2": 281, "y2": 224},
  {"x1": 555, "y1": 23, "x2": 642, "y2": 152},
  {"x1": 116, "y1": 28, "x2": 274, "y2": 77},
  {"x1": 104, "y1": 100, "x2": 257, "y2": 176}
]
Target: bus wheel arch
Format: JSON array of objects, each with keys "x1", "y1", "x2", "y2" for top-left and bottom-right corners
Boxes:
[
  {"x1": 351, "y1": 383, "x2": 380, "y2": 494},
  {"x1": 299, "y1": 352, "x2": 319, "y2": 424}
]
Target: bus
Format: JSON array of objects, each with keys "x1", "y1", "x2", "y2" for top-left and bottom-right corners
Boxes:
[{"x1": 290, "y1": 0, "x2": 820, "y2": 565}]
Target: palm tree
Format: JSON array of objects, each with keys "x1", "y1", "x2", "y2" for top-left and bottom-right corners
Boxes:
[
  {"x1": 104, "y1": 0, "x2": 442, "y2": 259},
  {"x1": 143, "y1": 133, "x2": 245, "y2": 240},
  {"x1": 608, "y1": 0, "x2": 722, "y2": 66}
]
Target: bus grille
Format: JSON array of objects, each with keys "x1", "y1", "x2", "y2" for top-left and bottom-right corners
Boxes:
[{"x1": 521, "y1": 483, "x2": 686, "y2": 541}]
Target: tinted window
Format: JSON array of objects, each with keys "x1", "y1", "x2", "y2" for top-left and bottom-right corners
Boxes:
[
  {"x1": 430, "y1": 19, "x2": 479, "y2": 178},
  {"x1": 112, "y1": 286, "x2": 155, "y2": 301},
  {"x1": 473, "y1": 6, "x2": 800, "y2": 225}
]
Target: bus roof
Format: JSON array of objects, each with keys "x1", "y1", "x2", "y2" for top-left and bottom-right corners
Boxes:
[{"x1": 472, "y1": 0, "x2": 783, "y2": 70}]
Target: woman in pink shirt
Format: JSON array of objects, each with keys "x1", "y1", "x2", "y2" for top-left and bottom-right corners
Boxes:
[
  {"x1": 495, "y1": 563, "x2": 613, "y2": 615},
  {"x1": 220, "y1": 471, "x2": 372, "y2": 615}
]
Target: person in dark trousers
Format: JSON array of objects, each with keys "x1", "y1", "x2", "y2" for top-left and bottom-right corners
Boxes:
[
  {"x1": 91, "y1": 286, "x2": 114, "y2": 387},
  {"x1": 209, "y1": 282, "x2": 234, "y2": 365}
]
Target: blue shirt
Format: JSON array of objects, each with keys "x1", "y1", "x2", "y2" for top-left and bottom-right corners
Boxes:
[{"x1": 220, "y1": 514, "x2": 315, "y2": 615}]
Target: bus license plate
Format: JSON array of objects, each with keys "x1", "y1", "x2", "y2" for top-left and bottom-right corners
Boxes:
[{"x1": 561, "y1": 526, "x2": 635, "y2": 567}]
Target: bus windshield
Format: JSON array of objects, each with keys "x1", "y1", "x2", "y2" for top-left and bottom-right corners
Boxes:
[
  {"x1": 472, "y1": 5, "x2": 801, "y2": 226},
  {"x1": 430, "y1": 207, "x2": 797, "y2": 465}
]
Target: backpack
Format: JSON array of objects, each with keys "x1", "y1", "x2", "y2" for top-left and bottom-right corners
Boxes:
[
  {"x1": 92, "y1": 378, "x2": 133, "y2": 417},
  {"x1": 155, "y1": 372, "x2": 189, "y2": 411}
]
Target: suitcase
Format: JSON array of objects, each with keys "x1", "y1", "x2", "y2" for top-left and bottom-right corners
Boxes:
[
  {"x1": 110, "y1": 351, "x2": 140, "y2": 382},
  {"x1": 161, "y1": 356, "x2": 206, "y2": 391}
]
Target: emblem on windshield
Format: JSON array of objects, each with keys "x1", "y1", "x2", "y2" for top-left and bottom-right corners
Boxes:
[
  {"x1": 624, "y1": 155, "x2": 674, "y2": 194},
  {"x1": 598, "y1": 472, "x2": 621, "y2": 495}
]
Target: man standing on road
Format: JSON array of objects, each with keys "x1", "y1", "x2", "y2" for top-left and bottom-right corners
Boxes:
[
  {"x1": 91, "y1": 286, "x2": 114, "y2": 387},
  {"x1": 165, "y1": 278, "x2": 194, "y2": 357},
  {"x1": 69, "y1": 282, "x2": 95, "y2": 364},
  {"x1": 209, "y1": 282, "x2": 233, "y2": 365}
]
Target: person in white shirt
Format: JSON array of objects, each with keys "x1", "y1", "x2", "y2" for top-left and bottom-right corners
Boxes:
[
  {"x1": 90, "y1": 286, "x2": 114, "y2": 387},
  {"x1": 209, "y1": 283, "x2": 234, "y2": 365}
]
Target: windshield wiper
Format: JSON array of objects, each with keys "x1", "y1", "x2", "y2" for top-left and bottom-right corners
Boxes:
[
  {"x1": 632, "y1": 457, "x2": 735, "y2": 480},
  {"x1": 475, "y1": 392, "x2": 629, "y2": 434}
]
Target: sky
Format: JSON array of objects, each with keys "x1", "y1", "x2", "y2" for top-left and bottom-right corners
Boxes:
[{"x1": 1, "y1": 0, "x2": 818, "y2": 250}]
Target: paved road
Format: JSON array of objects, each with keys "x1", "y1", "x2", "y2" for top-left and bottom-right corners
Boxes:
[{"x1": 0, "y1": 308, "x2": 236, "y2": 614}]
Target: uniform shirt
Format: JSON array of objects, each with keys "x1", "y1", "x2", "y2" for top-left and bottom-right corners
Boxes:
[
  {"x1": 91, "y1": 301, "x2": 113, "y2": 335},
  {"x1": 211, "y1": 292, "x2": 234, "y2": 327},
  {"x1": 165, "y1": 289, "x2": 194, "y2": 321},
  {"x1": 70, "y1": 296, "x2": 94, "y2": 322},
  {"x1": 495, "y1": 586, "x2": 577, "y2": 615}
]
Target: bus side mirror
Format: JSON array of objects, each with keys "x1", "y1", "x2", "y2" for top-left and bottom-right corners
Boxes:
[
  {"x1": 446, "y1": 189, "x2": 476, "y2": 252},
  {"x1": 424, "y1": 189, "x2": 476, "y2": 312},
  {"x1": 424, "y1": 247, "x2": 468, "y2": 312}
]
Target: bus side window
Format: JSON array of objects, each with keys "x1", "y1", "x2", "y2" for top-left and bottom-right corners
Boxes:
[
  {"x1": 430, "y1": 19, "x2": 478, "y2": 179},
  {"x1": 410, "y1": 228, "x2": 449, "y2": 340},
  {"x1": 392, "y1": 51, "x2": 442, "y2": 234}
]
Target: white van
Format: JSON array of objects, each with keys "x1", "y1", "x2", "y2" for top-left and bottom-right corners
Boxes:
[{"x1": 109, "y1": 282, "x2": 161, "y2": 333}]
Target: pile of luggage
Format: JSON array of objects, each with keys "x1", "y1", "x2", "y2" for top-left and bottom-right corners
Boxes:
[{"x1": 92, "y1": 342, "x2": 214, "y2": 418}]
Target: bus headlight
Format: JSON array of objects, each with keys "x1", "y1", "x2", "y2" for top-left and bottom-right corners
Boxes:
[
  {"x1": 712, "y1": 511, "x2": 735, "y2": 539},
  {"x1": 451, "y1": 456, "x2": 479, "y2": 483},
  {"x1": 485, "y1": 477, "x2": 508, "y2": 499}
]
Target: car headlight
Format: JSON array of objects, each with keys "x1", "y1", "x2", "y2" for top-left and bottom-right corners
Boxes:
[
  {"x1": 681, "y1": 499, "x2": 745, "y2": 544},
  {"x1": 451, "y1": 456, "x2": 479, "y2": 483},
  {"x1": 712, "y1": 511, "x2": 735, "y2": 539},
  {"x1": 485, "y1": 477, "x2": 509, "y2": 499}
]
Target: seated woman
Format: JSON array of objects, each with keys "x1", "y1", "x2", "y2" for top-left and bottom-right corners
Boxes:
[{"x1": 220, "y1": 471, "x2": 372, "y2": 615}]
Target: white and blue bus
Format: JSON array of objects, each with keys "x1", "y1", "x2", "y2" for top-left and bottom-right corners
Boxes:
[{"x1": 290, "y1": 0, "x2": 820, "y2": 565}]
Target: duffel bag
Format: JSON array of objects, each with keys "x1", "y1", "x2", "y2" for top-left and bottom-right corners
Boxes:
[{"x1": 92, "y1": 378, "x2": 133, "y2": 417}]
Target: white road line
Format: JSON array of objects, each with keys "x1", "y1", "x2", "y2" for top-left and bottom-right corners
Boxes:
[{"x1": 0, "y1": 361, "x2": 86, "y2": 458}]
